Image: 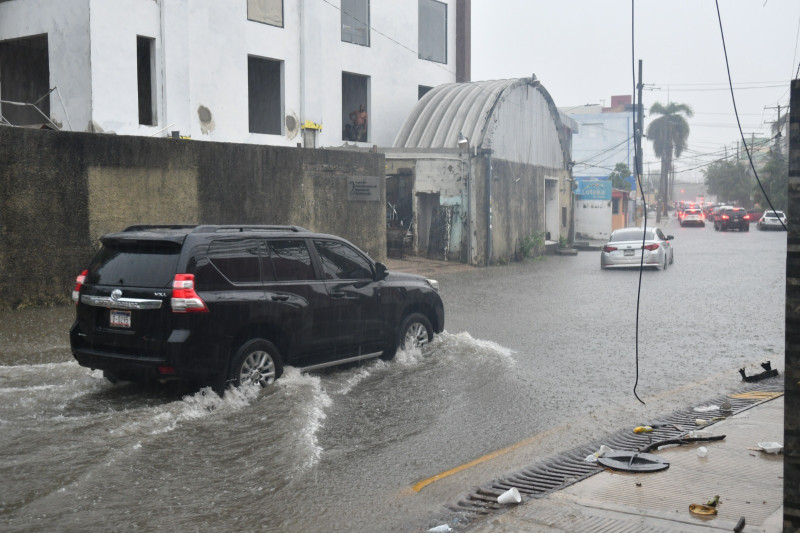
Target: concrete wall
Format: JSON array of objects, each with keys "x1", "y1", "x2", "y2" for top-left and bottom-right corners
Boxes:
[
  {"x1": 473, "y1": 156, "x2": 571, "y2": 264},
  {"x1": 0, "y1": 127, "x2": 385, "y2": 308},
  {"x1": 0, "y1": 0, "x2": 459, "y2": 147}
]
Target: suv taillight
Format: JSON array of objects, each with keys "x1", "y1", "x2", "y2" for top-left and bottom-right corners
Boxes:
[
  {"x1": 72, "y1": 270, "x2": 87, "y2": 304},
  {"x1": 171, "y1": 274, "x2": 208, "y2": 313}
]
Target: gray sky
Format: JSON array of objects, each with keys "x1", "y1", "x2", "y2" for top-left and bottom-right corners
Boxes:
[{"x1": 471, "y1": 0, "x2": 800, "y2": 182}]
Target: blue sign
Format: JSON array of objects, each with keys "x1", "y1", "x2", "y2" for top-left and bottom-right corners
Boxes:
[{"x1": 575, "y1": 179, "x2": 611, "y2": 200}]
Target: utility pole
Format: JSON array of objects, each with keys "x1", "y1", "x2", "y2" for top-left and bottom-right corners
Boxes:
[
  {"x1": 765, "y1": 104, "x2": 783, "y2": 151},
  {"x1": 635, "y1": 60, "x2": 646, "y2": 223}
]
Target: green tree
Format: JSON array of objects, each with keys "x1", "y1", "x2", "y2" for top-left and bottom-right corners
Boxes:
[
  {"x1": 646, "y1": 102, "x2": 693, "y2": 218},
  {"x1": 752, "y1": 149, "x2": 788, "y2": 211},
  {"x1": 703, "y1": 159, "x2": 752, "y2": 206},
  {"x1": 608, "y1": 162, "x2": 632, "y2": 191}
]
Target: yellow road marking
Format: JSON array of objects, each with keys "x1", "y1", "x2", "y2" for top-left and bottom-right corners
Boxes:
[
  {"x1": 411, "y1": 427, "x2": 560, "y2": 493},
  {"x1": 729, "y1": 391, "x2": 783, "y2": 400}
]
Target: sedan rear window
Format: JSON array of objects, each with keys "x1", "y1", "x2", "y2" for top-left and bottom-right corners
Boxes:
[
  {"x1": 610, "y1": 229, "x2": 655, "y2": 242},
  {"x1": 87, "y1": 242, "x2": 180, "y2": 287}
]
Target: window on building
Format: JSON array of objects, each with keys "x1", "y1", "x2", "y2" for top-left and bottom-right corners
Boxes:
[
  {"x1": 612, "y1": 197, "x2": 620, "y2": 215},
  {"x1": 0, "y1": 34, "x2": 50, "y2": 126},
  {"x1": 418, "y1": 85, "x2": 433, "y2": 99},
  {"x1": 418, "y1": 0, "x2": 447, "y2": 63},
  {"x1": 341, "y1": 0, "x2": 369, "y2": 46},
  {"x1": 583, "y1": 123, "x2": 604, "y2": 138},
  {"x1": 248, "y1": 0, "x2": 283, "y2": 27},
  {"x1": 248, "y1": 56, "x2": 283, "y2": 135},
  {"x1": 342, "y1": 72, "x2": 369, "y2": 142},
  {"x1": 137, "y1": 36, "x2": 156, "y2": 126}
]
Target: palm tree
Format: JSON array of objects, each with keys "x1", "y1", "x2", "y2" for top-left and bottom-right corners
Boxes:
[{"x1": 646, "y1": 102, "x2": 693, "y2": 218}]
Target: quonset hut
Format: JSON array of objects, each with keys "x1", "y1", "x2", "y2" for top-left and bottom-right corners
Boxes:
[{"x1": 386, "y1": 76, "x2": 577, "y2": 265}]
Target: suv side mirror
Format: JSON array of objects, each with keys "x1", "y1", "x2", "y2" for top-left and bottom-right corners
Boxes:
[{"x1": 374, "y1": 262, "x2": 388, "y2": 280}]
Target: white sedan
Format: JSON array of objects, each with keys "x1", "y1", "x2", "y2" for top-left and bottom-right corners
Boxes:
[
  {"x1": 757, "y1": 211, "x2": 787, "y2": 231},
  {"x1": 601, "y1": 227, "x2": 675, "y2": 270}
]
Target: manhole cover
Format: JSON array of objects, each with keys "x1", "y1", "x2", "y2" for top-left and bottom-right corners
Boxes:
[{"x1": 597, "y1": 451, "x2": 670, "y2": 472}]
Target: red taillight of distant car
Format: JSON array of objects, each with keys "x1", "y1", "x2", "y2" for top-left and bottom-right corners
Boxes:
[
  {"x1": 642, "y1": 243, "x2": 660, "y2": 251},
  {"x1": 721, "y1": 215, "x2": 729, "y2": 220},
  {"x1": 603, "y1": 245, "x2": 617, "y2": 253}
]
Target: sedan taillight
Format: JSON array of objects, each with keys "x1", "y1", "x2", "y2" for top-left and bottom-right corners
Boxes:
[
  {"x1": 603, "y1": 245, "x2": 618, "y2": 252},
  {"x1": 642, "y1": 243, "x2": 660, "y2": 251}
]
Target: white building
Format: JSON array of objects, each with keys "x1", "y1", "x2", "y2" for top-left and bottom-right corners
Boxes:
[
  {"x1": 0, "y1": 0, "x2": 470, "y2": 147},
  {"x1": 565, "y1": 95, "x2": 636, "y2": 179}
]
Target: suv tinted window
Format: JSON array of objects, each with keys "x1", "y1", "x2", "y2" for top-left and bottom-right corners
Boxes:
[
  {"x1": 208, "y1": 239, "x2": 261, "y2": 284},
  {"x1": 87, "y1": 242, "x2": 180, "y2": 287},
  {"x1": 314, "y1": 240, "x2": 373, "y2": 279},
  {"x1": 268, "y1": 240, "x2": 315, "y2": 281}
]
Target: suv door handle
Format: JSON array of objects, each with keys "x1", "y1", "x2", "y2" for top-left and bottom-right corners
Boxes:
[{"x1": 271, "y1": 295, "x2": 289, "y2": 302}]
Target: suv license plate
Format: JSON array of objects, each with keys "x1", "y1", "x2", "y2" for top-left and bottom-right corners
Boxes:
[
  {"x1": 110, "y1": 309, "x2": 131, "y2": 328},
  {"x1": 624, "y1": 249, "x2": 635, "y2": 256}
]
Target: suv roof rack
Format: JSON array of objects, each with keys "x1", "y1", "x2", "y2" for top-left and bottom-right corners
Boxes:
[
  {"x1": 119, "y1": 225, "x2": 309, "y2": 234},
  {"x1": 122, "y1": 225, "x2": 198, "y2": 232},
  {"x1": 191, "y1": 225, "x2": 310, "y2": 233}
]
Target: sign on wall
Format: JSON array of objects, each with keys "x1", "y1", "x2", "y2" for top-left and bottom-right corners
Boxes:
[
  {"x1": 575, "y1": 179, "x2": 612, "y2": 201},
  {"x1": 347, "y1": 176, "x2": 381, "y2": 201}
]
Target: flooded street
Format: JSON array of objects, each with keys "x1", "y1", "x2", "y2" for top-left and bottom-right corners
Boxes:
[{"x1": 0, "y1": 216, "x2": 786, "y2": 532}]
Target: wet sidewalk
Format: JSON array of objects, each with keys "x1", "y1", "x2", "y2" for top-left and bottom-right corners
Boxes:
[{"x1": 469, "y1": 395, "x2": 784, "y2": 532}]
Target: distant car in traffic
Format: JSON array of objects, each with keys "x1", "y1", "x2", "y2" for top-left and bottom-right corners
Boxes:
[
  {"x1": 757, "y1": 210, "x2": 788, "y2": 231},
  {"x1": 714, "y1": 207, "x2": 749, "y2": 232},
  {"x1": 600, "y1": 227, "x2": 674, "y2": 271},
  {"x1": 745, "y1": 209, "x2": 763, "y2": 223},
  {"x1": 709, "y1": 205, "x2": 731, "y2": 223},
  {"x1": 679, "y1": 208, "x2": 705, "y2": 227}
]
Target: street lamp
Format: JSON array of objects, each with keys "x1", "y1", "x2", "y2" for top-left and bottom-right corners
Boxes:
[{"x1": 458, "y1": 132, "x2": 469, "y2": 152}]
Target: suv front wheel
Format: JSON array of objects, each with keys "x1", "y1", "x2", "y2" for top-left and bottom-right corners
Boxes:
[
  {"x1": 229, "y1": 338, "x2": 283, "y2": 388},
  {"x1": 399, "y1": 313, "x2": 433, "y2": 350}
]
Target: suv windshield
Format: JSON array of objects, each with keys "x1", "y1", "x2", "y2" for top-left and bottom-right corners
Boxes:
[{"x1": 86, "y1": 242, "x2": 181, "y2": 287}]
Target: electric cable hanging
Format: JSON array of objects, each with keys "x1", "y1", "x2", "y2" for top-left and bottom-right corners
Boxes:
[
  {"x1": 715, "y1": 0, "x2": 787, "y2": 231},
  {"x1": 631, "y1": 0, "x2": 645, "y2": 405}
]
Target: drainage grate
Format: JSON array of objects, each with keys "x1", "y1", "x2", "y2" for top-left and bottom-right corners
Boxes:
[{"x1": 423, "y1": 379, "x2": 784, "y2": 531}]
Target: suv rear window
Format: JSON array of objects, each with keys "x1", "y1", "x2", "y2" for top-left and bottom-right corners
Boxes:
[{"x1": 86, "y1": 242, "x2": 180, "y2": 287}]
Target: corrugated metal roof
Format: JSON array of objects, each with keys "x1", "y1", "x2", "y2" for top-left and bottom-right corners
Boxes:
[{"x1": 393, "y1": 78, "x2": 569, "y2": 169}]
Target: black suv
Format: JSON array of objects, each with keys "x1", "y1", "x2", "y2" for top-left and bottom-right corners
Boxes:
[
  {"x1": 713, "y1": 207, "x2": 749, "y2": 232},
  {"x1": 70, "y1": 225, "x2": 444, "y2": 390}
]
